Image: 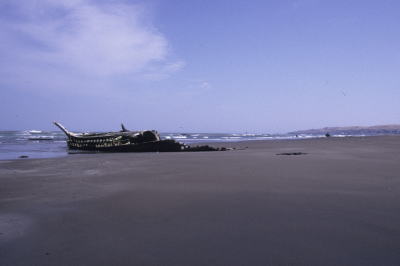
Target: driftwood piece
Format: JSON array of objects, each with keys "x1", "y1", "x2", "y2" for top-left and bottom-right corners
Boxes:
[{"x1": 276, "y1": 152, "x2": 307, "y2": 156}]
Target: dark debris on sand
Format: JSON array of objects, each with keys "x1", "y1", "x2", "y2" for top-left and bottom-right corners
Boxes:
[
  {"x1": 183, "y1": 145, "x2": 235, "y2": 152},
  {"x1": 276, "y1": 152, "x2": 308, "y2": 156}
]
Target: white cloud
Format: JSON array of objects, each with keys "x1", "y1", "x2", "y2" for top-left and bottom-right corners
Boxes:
[
  {"x1": 0, "y1": 0, "x2": 183, "y2": 92},
  {"x1": 199, "y1": 81, "x2": 210, "y2": 89},
  {"x1": 141, "y1": 60, "x2": 186, "y2": 80}
]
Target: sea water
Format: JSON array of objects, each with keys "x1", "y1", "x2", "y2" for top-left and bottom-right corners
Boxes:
[{"x1": 0, "y1": 130, "x2": 396, "y2": 160}]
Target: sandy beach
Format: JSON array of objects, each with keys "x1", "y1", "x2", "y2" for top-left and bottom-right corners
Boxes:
[{"x1": 1, "y1": 136, "x2": 400, "y2": 265}]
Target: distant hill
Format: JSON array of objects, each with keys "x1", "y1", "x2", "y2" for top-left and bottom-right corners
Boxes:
[{"x1": 290, "y1": 124, "x2": 400, "y2": 135}]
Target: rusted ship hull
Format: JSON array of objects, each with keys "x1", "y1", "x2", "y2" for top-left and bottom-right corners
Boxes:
[
  {"x1": 54, "y1": 122, "x2": 219, "y2": 152},
  {"x1": 68, "y1": 139, "x2": 183, "y2": 152}
]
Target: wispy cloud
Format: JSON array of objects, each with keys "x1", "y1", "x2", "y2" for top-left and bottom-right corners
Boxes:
[{"x1": 0, "y1": 0, "x2": 183, "y2": 92}]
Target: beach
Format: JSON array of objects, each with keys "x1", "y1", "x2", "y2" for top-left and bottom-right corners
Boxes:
[{"x1": 1, "y1": 136, "x2": 400, "y2": 265}]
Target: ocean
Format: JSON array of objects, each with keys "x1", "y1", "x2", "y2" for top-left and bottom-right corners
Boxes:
[{"x1": 0, "y1": 130, "x2": 397, "y2": 160}]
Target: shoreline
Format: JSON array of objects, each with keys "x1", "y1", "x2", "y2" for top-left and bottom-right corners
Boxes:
[
  {"x1": 1, "y1": 135, "x2": 400, "y2": 265},
  {"x1": 2, "y1": 134, "x2": 400, "y2": 162}
]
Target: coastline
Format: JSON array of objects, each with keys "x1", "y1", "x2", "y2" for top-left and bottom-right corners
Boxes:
[{"x1": 1, "y1": 135, "x2": 400, "y2": 265}]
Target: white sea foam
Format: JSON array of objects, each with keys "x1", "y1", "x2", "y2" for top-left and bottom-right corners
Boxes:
[
  {"x1": 28, "y1": 135, "x2": 54, "y2": 139},
  {"x1": 28, "y1": 130, "x2": 42, "y2": 134},
  {"x1": 173, "y1": 135, "x2": 187, "y2": 139}
]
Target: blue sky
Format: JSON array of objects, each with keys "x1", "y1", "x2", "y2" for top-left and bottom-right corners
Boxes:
[{"x1": 0, "y1": 0, "x2": 399, "y2": 133}]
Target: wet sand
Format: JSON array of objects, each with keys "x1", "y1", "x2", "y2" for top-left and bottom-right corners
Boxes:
[{"x1": 1, "y1": 136, "x2": 400, "y2": 265}]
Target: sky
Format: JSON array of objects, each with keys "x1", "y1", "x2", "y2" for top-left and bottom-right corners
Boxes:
[{"x1": 0, "y1": 0, "x2": 399, "y2": 133}]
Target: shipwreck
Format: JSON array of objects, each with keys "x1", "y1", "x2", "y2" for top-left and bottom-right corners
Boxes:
[{"x1": 54, "y1": 122, "x2": 221, "y2": 152}]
